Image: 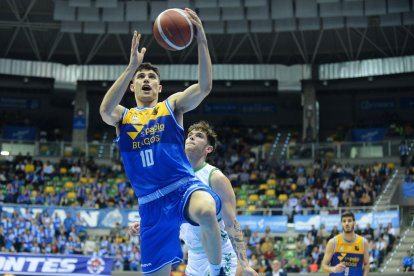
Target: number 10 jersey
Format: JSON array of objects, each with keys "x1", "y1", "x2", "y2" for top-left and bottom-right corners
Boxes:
[{"x1": 116, "y1": 99, "x2": 194, "y2": 198}]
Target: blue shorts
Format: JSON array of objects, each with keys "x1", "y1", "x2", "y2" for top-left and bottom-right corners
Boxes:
[{"x1": 138, "y1": 179, "x2": 221, "y2": 274}]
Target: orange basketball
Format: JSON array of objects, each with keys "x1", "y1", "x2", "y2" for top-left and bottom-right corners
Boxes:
[{"x1": 153, "y1": 9, "x2": 194, "y2": 51}]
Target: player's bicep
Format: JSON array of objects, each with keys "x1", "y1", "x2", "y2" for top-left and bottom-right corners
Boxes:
[
  {"x1": 101, "y1": 105, "x2": 124, "y2": 126},
  {"x1": 221, "y1": 199, "x2": 236, "y2": 229},
  {"x1": 211, "y1": 172, "x2": 236, "y2": 227}
]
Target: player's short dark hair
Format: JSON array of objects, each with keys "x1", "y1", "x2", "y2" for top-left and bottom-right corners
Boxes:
[
  {"x1": 134, "y1": 62, "x2": 161, "y2": 80},
  {"x1": 188, "y1": 121, "x2": 217, "y2": 151},
  {"x1": 341, "y1": 211, "x2": 355, "y2": 221}
]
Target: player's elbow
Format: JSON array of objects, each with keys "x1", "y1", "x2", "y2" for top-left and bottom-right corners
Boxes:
[
  {"x1": 99, "y1": 104, "x2": 111, "y2": 118},
  {"x1": 99, "y1": 106, "x2": 112, "y2": 124},
  {"x1": 99, "y1": 109, "x2": 108, "y2": 121},
  {"x1": 223, "y1": 215, "x2": 236, "y2": 231},
  {"x1": 223, "y1": 220, "x2": 234, "y2": 231},
  {"x1": 99, "y1": 104, "x2": 106, "y2": 115},
  {"x1": 199, "y1": 82, "x2": 212, "y2": 95}
]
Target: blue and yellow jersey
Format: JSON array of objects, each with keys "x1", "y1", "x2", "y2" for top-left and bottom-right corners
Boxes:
[
  {"x1": 330, "y1": 234, "x2": 365, "y2": 276},
  {"x1": 116, "y1": 99, "x2": 194, "y2": 197}
]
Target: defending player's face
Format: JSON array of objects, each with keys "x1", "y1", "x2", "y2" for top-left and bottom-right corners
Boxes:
[
  {"x1": 131, "y1": 69, "x2": 162, "y2": 101},
  {"x1": 341, "y1": 216, "x2": 355, "y2": 233},
  {"x1": 185, "y1": 129, "x2": 212, "y2": 156}
]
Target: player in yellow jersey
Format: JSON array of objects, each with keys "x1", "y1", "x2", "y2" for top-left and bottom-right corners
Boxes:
[
  {"x1": 322, "y1": 212, "x2": 369, "y2": 276},
  {"x1": 100, "y1": 9, "x2": 224, "y2": 276}
]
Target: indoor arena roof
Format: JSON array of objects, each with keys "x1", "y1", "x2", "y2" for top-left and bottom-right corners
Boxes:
[{"x1": 0, "y1": 0, "x2": 413, "y2": 65}]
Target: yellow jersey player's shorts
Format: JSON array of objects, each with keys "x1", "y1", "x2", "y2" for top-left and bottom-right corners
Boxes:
[{"x1": 139, "y1": 179, "x2": 221, "y2": 274}]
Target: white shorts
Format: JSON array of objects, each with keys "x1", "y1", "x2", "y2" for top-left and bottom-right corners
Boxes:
[{"x1": 185, "y1": 245, "x2": 238, "y2": 276}]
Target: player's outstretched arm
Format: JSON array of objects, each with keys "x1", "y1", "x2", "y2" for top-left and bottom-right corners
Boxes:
[
  {"x1": 168, "y1": 9, "x2": 212, "y2": 122},
  {"x1": 186, "y1": 8, "x2": 212, "y2": 100},
  {"x1": 322, "y1": 238, "x2": 346, "y2": 274},
  {"x1": 211, "y1": 171, "x2": 258, "y2": 276},
  {"x1": 100, "y1": 31, "x2": 146, "y2": 126}
]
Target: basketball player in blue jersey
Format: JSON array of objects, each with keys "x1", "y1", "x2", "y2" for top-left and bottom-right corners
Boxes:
[
  {"x1": 100, "y1": 9, "x2": 224, "y2": 276},
  {"x1": 129, "y1": 122, "x2": 258, "y2": 276},
  {"x1": 322, "y1": 212, "x2": 369, "y2": 276}
]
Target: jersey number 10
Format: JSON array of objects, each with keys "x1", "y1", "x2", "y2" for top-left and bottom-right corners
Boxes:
[{"x1": 140, "y1": 149, "x2": 154, "y2": 167}]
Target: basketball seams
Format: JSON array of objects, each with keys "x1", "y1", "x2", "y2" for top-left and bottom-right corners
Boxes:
[
  {"x1": 165, "y1": 11, "x2": 188, "y2": 50},
  {"x1": 156, "y1": 11, "x2": 182, "y2": 51},
  {"x1": 155, "y1": 8, "x2": 193, "y2": 51},
  {"x1": 170, "y1": 8, "x2": 193, "y2": 48}
]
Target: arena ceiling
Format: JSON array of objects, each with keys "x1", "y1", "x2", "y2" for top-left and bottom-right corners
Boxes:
[{"x1": 0, "y1": 0, "x2": 414, "y2": 66}]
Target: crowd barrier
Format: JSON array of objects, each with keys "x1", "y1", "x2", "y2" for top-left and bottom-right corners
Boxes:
[
  {"x1": 2, "y1": 204, "x2": 400, "y2": 232},
  {"x1": 0, "y1": 138, "x2": 403, "y2": 159}
]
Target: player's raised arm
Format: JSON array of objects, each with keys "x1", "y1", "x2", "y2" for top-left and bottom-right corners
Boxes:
[
  {"x1": 100, "y1": 31, "x2": 146, "y2": 126},
  {"x1": 168, "y1": 8, "x2": 212, "y2": 123}
]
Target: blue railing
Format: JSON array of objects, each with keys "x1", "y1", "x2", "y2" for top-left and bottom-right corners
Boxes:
[{"x1": 0, "y1": 139, "x2": 406, "y2": 160}]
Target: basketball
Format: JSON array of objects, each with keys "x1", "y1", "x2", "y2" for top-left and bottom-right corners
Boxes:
[{"x1": 153, "y1": 8, "x2": 194, "y2": 51}]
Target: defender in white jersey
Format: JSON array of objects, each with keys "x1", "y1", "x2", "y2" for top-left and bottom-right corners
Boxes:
[
  {"x1": 180, "y1": 163, "x2": 236, "y2": 275},
  {"x1": 129, "y1": 122, "x2": 258, "y2": 275},
  {"x1": 182, "y1": 121, "x2": 258, "y2": 276}
]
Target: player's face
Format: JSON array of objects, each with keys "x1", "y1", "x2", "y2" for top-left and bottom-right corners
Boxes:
[
  {"x1": 341, "y1": 216, "x2": 355, "y2": 234},
  {"x1": 131, "y1": 69, "x2": 162, "y2": 101},
  {"x1": 185, "y1": 130, "x2": 211, "y2": 156}
]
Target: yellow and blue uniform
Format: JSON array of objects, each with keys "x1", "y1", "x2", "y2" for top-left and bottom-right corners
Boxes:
[
  {"x1": 117, "y1": 100, "x2": 193, "y2": 197},
  {"x1": 116, "y1": 99, "x2": 221, "y2": 274},
  {"x1": 330, "y1": 234, "x2": 365, "y2": 276}
]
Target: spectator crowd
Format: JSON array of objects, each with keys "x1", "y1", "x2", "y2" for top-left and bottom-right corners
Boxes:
[{"x1": 0, "y1": 127, "x2": 404, "y2": 272}]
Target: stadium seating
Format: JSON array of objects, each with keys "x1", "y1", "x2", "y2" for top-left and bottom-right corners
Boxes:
[{"x1": 0, "y1": 146, "x2": 399, "y2": 272}]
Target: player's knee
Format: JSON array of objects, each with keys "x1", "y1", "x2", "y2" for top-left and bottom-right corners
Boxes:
[{"x1": 193, "y1": 197, "x2": 216, "y2": 224}]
